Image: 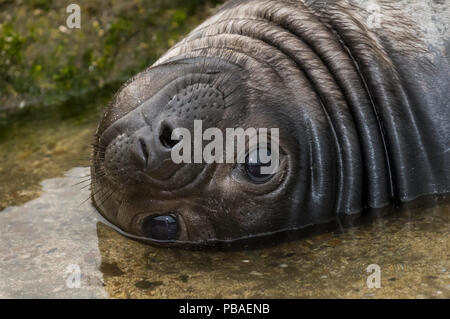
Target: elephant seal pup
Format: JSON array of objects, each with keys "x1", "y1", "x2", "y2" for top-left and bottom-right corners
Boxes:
[{"x1": 91, "y1": 0, "x2": 449, "y2": 247}]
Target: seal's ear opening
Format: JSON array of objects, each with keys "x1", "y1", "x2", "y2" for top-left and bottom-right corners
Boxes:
[{"x1": 142, "y1": 214, "x2": 179, "y2": 240}]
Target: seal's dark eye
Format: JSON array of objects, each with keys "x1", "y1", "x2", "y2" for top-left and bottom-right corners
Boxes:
[
  {"x1": 245, "y1": 148, "x2": 274, "y2": 184},
  {"x1": 142, "y1": 214, "x2": 179, "y2": 240}
]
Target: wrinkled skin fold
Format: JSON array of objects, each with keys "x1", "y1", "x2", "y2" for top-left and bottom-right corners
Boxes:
[{"x1": 91, "y1": 0, "x2": 450, "y2": 247}]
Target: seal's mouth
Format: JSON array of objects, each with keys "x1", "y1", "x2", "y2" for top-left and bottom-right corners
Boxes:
[{"x1": 98, "y1": 209, "x2": 335, "y2": 250}]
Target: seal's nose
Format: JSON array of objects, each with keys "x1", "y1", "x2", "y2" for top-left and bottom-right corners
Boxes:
[
  {"x1": 159, "y1": 122, "x2": 179, "y2": 149},
  {"x1": 129, "y1": 121, "x2": 180, "y2": 178},
  {"x1": 102, "y1": 80, "x2": 226, "y2": 188}
]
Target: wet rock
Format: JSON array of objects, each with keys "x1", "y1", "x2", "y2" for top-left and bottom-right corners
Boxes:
[
  {"x1": 100, "y1": 262, "x2": 125, "y2": 277},
  {"x1": 135, "y1": 280, "x2": 163, "y2": 290},
  {"x1": 178, "y1": 274, "x2": 189, "y2": 283},
  {"x1": 0, "y1": 167, "x2": 107, "y2": 298}
]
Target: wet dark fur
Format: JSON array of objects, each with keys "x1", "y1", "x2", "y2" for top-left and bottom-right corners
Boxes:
[{"x1": 91, "y1": 0, "x2": 449, "y2": 246}]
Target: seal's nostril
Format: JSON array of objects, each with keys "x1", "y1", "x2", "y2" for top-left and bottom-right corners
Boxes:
[
  {"x1": 142, "y1": 214, "x2": 179, "y2": 240},
  {"x1": 159, "y1": 123, "x2": 178, "y2": 149},
  {"x1": 138, "y1": 137, "x2": 149, "y2": 166}
]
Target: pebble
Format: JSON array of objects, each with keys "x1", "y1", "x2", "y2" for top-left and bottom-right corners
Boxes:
[{"x1": 250, "y1": 271, "x2": 263, "y2": 276}]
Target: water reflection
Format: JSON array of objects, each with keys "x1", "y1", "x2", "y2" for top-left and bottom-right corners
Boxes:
[{"x1": 0, "y1": 167, "x2": 448, "y2": 298}]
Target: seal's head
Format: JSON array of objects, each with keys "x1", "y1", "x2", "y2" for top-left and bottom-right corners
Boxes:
[
  {"x1": 90, "y1": 55, "x2": 319, "y2": 247},
  {"x1": 91, "y1": 0, "x2": 384, "y2": 247},
  {"x1": 91, "y1": 0, "x2": 443, "y2": 247}
]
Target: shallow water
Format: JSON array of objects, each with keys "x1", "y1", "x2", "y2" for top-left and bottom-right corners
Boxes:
[
  {"x1": 0, "y1": 110, "x2": 449, "y2": 298},
  {"x1": 0, "y1": 166, "x2": 448, "y2": 298}
]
